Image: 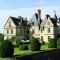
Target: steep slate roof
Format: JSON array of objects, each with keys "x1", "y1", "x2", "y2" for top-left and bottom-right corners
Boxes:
[
  {"x1": 45, "y1": 14, "x2": 57, "y2": 26},
  {"x1": 11, "y1": 17, "x2": 20, "y2": 26},
  {"x1": 35, "y1": 13, "x2": 42, "y2": 24},
  {"x1": 50, "y1": 18, "x2": 57, "y2": 26},
  {"x1": 35, "y1": 13, "x2": 38, "y2": 19},
  {"x1": 10, "y1": 16, "x2": 28, "y2": 26},
  {"x1": 40, "y1": 17, "x2": 57, "y2": 29},
  {"x1": 31, "y1": 13, "x2": 42, "y2": 25}
]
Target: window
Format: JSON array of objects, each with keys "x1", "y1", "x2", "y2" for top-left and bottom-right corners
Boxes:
[
  {"x1": 41, "y1": 29, "x2": 43, "y2": 33},
  {"x1": 7, "y1": 30, "x2": 9, "y2": 34},
  {"x1": 32, "y1": 22, "x2": 34, "y2": 25},
  {"x1": 9, "y1": 23, "x2": 11, "y2": 27},
  {"x1": 9, "y1": 21, "x2": 11, "y2": 27},
  {"x1": 41, "y1": 27, "x2": 44, "y2": 33},
  {"x1": 11, "y1": 30, "x2": 13, "y2": 34},
  {"x1": 41, "y1": 36, "x2": 43, "y2": 41},
  {"x1": 32, "y1": 29, "x2": 35, "y2": 34},
  {"x1": 43, "y1": 27, "x2": 44, "y2": 30},
  {"x1": 7, "y1": 37, "x2": 9, "y2": 39},
  {"x1": 48, "y1": 36, "x2": 50, "y2": 39},
  {"x1": 48, "y1": 28, "x2": 50, "y2": 33}
]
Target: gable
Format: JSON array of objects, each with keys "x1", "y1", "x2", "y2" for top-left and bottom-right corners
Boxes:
[
  {"x1": 45, "y1": 17, "x2": 54, "y2": 27},
  {"x1": 4, "y1": 17, "x2": 16, "y2": 28}
]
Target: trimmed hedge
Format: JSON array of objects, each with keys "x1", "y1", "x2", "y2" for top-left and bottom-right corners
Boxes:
[
  {"x1": 30, "y1": 37, "x2": 41, "y2": 51},
  {"x1": 57, "y1": 38, "x2": 60, "y2": 47},
  {"x1": 48, "y1": 39, "x2": 57, "y2": 48},
  {"x1": 0, "y1": 40, "x2": 14, "y2": 58},
  {"x1": 19, "y1": 44, "x2": 29, "y2": 50}
]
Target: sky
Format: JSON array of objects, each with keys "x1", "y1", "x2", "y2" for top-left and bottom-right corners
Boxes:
[{"x1": 0, "y1": 0, "x2": 60, "y2": 33}]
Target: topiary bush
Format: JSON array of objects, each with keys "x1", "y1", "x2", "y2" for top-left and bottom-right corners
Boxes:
[
  {"x1": 30, "y1": 37, "x2": 41, "y2": 51},
  {"x1": 15, "y1": 41, "x2": 24, "y2": 48},
  {"x1": 0, "y1": 40, "x2": 14, "y2": 58},
  {"x1": 57, "y1": 38, "x2": 60, "y2": 48},
  {"x1": 19, "y1": 44, "x2": 29, "y2": 50},
  {"x1": 48, "y1": 38, "x2": 57, "y2": 48}
]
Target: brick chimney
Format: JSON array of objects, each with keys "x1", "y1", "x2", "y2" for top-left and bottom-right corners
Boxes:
[
  {"x1": 18, "y1": 16, "x2": 23, "y2": 23},
  {"x1": 21, "y1": 17, "x2": 23, "y2": 23},
  {"x1": 18, "y1": 16, "x2": 23, "y2": 26},
  {"x1": 18, "y1": 16, "x2": 21, "y2": 20}
]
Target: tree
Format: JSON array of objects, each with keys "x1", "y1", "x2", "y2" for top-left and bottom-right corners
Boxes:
[
  {"x1": 48, "y1": 38, "x2": 57, "y2": 48},
  {"x1": 19, "y1": 44, "x2": 29, "y2": 50},
  {"x1": 57, "y1": 38, "x2": 60, "y2": 48},
  {"x1": 0, "y1": 33, "x2": 4, "y2": 43},
  {"x1": 0, "y1": 40, "x2": 14, "y2": 58},
  {"x1": 30, "y1": 37, "x2": 41, "y2": 51}
]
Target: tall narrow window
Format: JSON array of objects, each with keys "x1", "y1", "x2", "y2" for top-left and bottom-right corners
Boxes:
[
  {"x1": 32, "y1": 29, "x2": 35, "y2": 34},
  {"x1": 41, "y1": 36, "x2": 43, "y2": 41},
  {"x1": 9, "y1": 23, "x2": 11, "y2": 27},
  {"x1": 32, "y1": 22, "x2": 34, "y2": 25},
  {"x1": 7, "y1": 30, "x2": 9, "y2": 34},
  {"x1": 11, "y1": 29, "x2": 13, "y2": 34},
  {"x1": 9, "y1": 21, "x2": 11, "y2": 27},
  {"x1": 48, "y1": 36, "x2": 50, "y2": 39},
  {"x1": 48, "y1": 28, "x2": 50, "y2": 33},
  {"x1": 41, "y1": 29, "x2": 43, "y2": 33}
]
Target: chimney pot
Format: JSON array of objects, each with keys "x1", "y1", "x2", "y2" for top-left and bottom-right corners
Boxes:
[{"x1": 18, "y1": 16, "x2": 21, "y2": 19}]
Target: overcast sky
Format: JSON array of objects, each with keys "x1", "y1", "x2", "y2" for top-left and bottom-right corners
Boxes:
[{"x1": 0, "y1": 0, "x2": 60, "y2": 33}]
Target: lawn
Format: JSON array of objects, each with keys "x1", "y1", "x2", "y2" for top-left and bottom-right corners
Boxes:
[
  {"x1": 41, "y1": 43, "x2": 56, "y2": 50},
  {"x1": 0, "y1": 46, "x2": 42, "y2": 60},
  {"x1": 14, "y1": 48, "x2": 40, "y2": 55},
  {"x1": 0, "y1": 43, "x2": 53, "y2": 60},
  {"x1": 41, "y1": 43, "x2": 49, "y2": 50},
  {"x1": 0, "y1": 58, "x2": 8, "y2": 60}
]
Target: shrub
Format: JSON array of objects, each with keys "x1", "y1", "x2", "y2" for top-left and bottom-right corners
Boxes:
[
  {"x1": 48, "y1": 38, "x2": 57, "y2": 48},
  {"x1": 0, "y1": 33, "x2": 4, "y2": 43},
  {"x1": 57, "y1": 38, "x2": 60, "y2": 47},
  {"x1": 14, "y1": 42, "x2": 23, "y2": 48},
  {"x1": 30, "y1": 37, "x2": 41, "y2": 51},
  {"x1": 19, "y1": 42, "x2": 23, "y2": 45},
  {"x1": 19, "y1": 44, "x2": 29, "y2": 50},
  {"x1": 0, "y1": 40, "x2": 14, "y2": 58},
  {"x1": 41, "y1": 41, "x2": 45, "y2": 45}
]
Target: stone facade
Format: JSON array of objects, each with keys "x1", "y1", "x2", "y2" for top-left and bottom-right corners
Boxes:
[{"x1": 4, "y1": 16, "x2": 30, "y2": 45}]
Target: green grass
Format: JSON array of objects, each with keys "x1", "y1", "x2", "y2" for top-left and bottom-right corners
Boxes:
[
  {"x1": 41, "y1": 43, "x2": 49, "y2": 50},
  {"x1": 0, "y1": 43, "x2": 55, "y2": 60},
  {"x1": 41, "y1": 43, "x2": 56, "y2": 50},
  {"x1": 0, "y1": 58, "x2": 8, "y2": 60},
  {"x1": 14, "y1": 48, "x2": 40, "y2": 55},
  {"x1": 14, "y1": 43, "x2": 50, "y2": 55}
]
